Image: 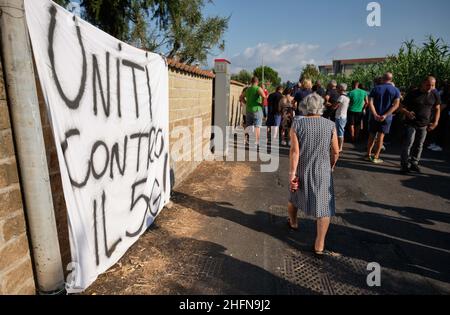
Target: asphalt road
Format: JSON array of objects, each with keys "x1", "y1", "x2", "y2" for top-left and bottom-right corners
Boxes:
[{"x1": 86, "y1": 135, "x2": 450, "y2": 295}]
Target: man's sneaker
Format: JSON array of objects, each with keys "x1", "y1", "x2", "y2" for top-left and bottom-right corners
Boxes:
[
  {"x1": 400, "y1": 165, "x2": 410, "y2": 174},
  {"x1": 365, "y1": 155, "x2": 373, "y2": 161},
  {"x1": 410, "y1": 164, "x2": 422, "y2": 173},
  {"x1": 431, "y1": 145, "x2": 443, "y2": 152},
  {"x1": 372, "y1": 158, "x2": 384, "y2": 164},
  {"x1": 428, "y1": 143, "x2": 437, "y2": 150},
  {"x1": 381, "y1": 145, "x2": 386, "y2": 152}
]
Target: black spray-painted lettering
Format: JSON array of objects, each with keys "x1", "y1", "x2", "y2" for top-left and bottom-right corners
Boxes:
[
  {"x1": 130, "y1": 132, "x2": 149, "y2": 173},
  {"x1": 48, "y1": 6, "x2": 87, "y2": 109},
  {"x1": 163, "y1": 153, "x2": 168, "y2": 194},
  {"x1": 145, "y1": 65, "x2": 153, "y2": 120},
  {"x1": 116, "y1": 57, "x2": 122, "y2": 117},
  {"x1": 49, "y1": 8, "x2": 168, "y2": 267},
  {"x1": 147, "y1": 128, "x2": 165, "y2": 169},
  {"x1": 93, "y1": 191, "x2": 123, "y2": 265},
  {"x1": 130, "y1": 128, "x2": 165, "y2": 172},
  {"x1": 62, "y1": 129, "x2": 134, "y2": 187},
  {"x1": 91, "y1": 141, "x2": 110, "y2": 180},
  {"x1": 125, "y1": 178, "x2": 150, "y2": 238},
  {"x1": 125, "y1": 178, "x2": 161, "y2": 238},
  {"x1": 122, "y1": 59, "x2": 145, "y2": 118},
  {"x1": 110, "y1": 136, "x2": 128, "y2": 179},
  {"x1": 92, "y1": 52, "x2": 111, "y2": 117},
  {"x1": 61, "y1": 129, "x2": 91, "y2": 188}
]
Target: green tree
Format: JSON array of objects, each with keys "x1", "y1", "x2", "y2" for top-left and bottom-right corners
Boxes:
[
  {"x1": 300, "y1": 64, "x2": 320, "y2": 81},
  {"x1": 231, "y1": 70, "x2": 252, "y2": 84},
  {"x1": 81, "y1": 0, "x2": 133, "y2": 41},
  {"x1": 253, "y1": 66, "x2": 281, "y2": 87},
  {"x1": 316, "y1": 36, "x2": 450, "y2": 91},
  {"x1": 54, "y1": 0, "x2": 69, "y2": 6},
  {"x1": 78, "y1": 0, "x2": 228, "y2": 65}
]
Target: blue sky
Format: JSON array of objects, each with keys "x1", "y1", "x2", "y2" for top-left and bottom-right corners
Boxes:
[
  {"x1": 67, "y1": 0, "x2": 450, "y2": 81},
  {"x1": 204, "y1": 0, "x2": 450, "y2": 81}
]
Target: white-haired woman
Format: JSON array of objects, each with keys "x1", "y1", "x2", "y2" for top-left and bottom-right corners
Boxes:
[{"x1": 288, "y1": 93, "x2": 340, "y2": 257}]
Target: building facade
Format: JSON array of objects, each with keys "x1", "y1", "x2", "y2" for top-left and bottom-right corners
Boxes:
[{"x1": 320, "y1": 57, "x2": 387, "y2": 76}]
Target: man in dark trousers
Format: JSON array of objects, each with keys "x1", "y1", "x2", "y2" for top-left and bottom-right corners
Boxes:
[
  {"x1": 324, "y1": 80, "x2": 339, "y2": 121},
  {"x1": 367, "y1": 72, "x2": 401, "y2": 164},
  {"x1": 267, "y1": 86, "x2": 284, "y2": 142},
  {"x1": 399, "y1": 76, "x2": 441, "y2": 174}
]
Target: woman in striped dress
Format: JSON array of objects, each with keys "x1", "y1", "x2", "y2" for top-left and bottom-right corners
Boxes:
[{"x1": 288, "y1": 92, "x2": 340, "y2": 256}]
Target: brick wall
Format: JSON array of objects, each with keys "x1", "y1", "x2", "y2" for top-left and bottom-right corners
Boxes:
[
  {"x1": 168, "y1": 68, "x2": 214, "y2": 186},
  {"x1": 0, "y1": 59, "x2": 36, "y2": 295}
]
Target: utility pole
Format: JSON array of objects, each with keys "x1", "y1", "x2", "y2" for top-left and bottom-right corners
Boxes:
[
  {"x1": 0, "y1": 0, "x2": 65, "y2": 294},
  {"x1": 262, "y1": 56, "x2": 265, "y2": 85}
]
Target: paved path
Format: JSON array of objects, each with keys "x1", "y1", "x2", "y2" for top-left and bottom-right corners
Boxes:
[{"x1": 85, "y1": 135, "x2": 450, "y2": 295}]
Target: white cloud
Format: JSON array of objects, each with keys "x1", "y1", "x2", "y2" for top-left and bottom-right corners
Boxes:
[
  {"x1": 227, "y1": 42, "x2": 320, "y2": 82},
  {"x1": 327, "y1": 39, "x2": 376, "y2": 58}
]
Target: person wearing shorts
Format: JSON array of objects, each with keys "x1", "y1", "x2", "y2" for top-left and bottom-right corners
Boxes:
[
  {"x1": 245, "y1": 76, "x2": 267, "y2": 146},
  {"x1": 347, "y1": 81, "x2": 368, "y2": 143},
  {"x1": 367, "y1": 73, "x2": 401, "y2": 164},
  {"x1": 246, "y1": 110, "x2": 264, "y2": 128},
  {"x1": 335, "y1": 83, "x2": 350, "y2": 152}
]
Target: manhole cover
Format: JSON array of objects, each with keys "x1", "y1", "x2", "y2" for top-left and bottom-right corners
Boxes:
[
  {"x1": 278, "y1": 254, "x2": 325, "y2": 295},
  {"x1": 278, "y1": 252, "x2": 382, "y2": 295}
]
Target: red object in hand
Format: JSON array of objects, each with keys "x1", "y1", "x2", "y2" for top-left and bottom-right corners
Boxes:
[{"x1": 290, "y1": 177, "x2": 299, "y2": 192}]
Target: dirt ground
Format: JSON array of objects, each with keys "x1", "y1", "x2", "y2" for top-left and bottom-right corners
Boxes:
[{"x1": 84, "y1": 162, "x2": 251, "y2": 295}]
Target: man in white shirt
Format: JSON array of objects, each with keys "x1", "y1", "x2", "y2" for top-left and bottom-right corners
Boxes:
[{"x1": 335, "y1": 83, "x2": 350, "y2": 152}]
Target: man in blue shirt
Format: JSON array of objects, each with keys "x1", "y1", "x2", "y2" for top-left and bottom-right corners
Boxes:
[{"x1": 367, "y1": 72, "x2": 401, "y2": 164}]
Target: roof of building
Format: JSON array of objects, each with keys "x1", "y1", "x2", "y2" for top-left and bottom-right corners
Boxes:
[
  {"x1": 337, "y1": 57, "x2": 387, "y2": 65},
  {"x1": 167, "y1": 58, "x2": 215, "y2": 79}
]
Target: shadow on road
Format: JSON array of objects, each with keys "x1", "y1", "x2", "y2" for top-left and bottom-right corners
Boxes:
[
  {"x1": 358, "y1": 201, "x2": 450, "y2": 225},
  {"x1": 151, "y1": 234, "x2": 317, "y2": 295},
  {"x1": 172, "y1": 191, "x2": 449, "y2": 293}
]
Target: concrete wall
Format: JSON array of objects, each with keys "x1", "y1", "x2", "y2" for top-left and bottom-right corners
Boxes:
[{"x1": 0, "y1": 59, "x2": 36, "y2": 295}]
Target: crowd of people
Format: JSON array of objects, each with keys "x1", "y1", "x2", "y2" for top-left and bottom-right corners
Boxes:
[
  {"x1": 240, "y1": 73, "x2": 449, "y2": 173},
  {"x1": 240, "y1": 72, "x2": 449, "y2": 256}
]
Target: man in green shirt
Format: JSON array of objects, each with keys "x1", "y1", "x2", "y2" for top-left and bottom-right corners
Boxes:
[
  {"x1": 244, "y1": 76, "x2": 267, "y2": 146},
  {"x1": 347, "y1": 81, "x2": 369, "y2": 143}
]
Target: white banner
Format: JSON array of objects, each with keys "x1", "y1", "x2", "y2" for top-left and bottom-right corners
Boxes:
[{"x1": 24, "y1": 0, "x2": 171, "y2": 293}]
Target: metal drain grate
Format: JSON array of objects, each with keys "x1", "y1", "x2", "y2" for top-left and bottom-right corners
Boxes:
[
  {"x1": 279, "y1": 252, "x2": 382, "y2": 295},
  {"x1": 279, "y1": 254, "x2": 326, "y2": 295}
]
